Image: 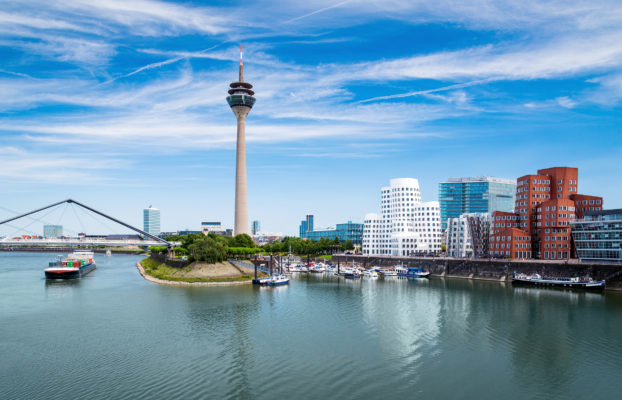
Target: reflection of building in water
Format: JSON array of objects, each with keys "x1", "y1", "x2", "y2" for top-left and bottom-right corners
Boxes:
[
  {"x1": 182, "y1": 289, "x2": 257, "y2": 398},
  {"x1": 504, "y1": 286, "x2": 606, "y2": 394},
  {"x1": 360, "y1": 279, "x2": 442, "y2": 363}
]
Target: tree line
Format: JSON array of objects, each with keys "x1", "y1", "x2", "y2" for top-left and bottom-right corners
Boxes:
[{"x1": 149, "y1": 233, "x2": 355, "y2": 264}]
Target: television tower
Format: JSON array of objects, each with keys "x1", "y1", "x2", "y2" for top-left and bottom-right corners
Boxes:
[{"x1": 226, "y1": 44, "x2": 256, "y2": 235}]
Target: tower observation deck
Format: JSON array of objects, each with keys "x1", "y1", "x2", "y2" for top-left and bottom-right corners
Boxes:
[{"x1": 227, "y1": 45, "x2": 255, "y2": 236}]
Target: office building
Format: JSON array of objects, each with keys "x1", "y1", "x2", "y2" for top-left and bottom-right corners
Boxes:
[
  {"x1": 571, "y1": 209, "x2": 622, "y2": 262},
  {"x1": 201, "y1": 221, "x2": 223, "y2": 234},
  {"x1": 252, "y1": 220, "x2": 261, "y2": 235},
  {"x1": 43, "y1": 224, "x2": 63, "y2": 239},
  {"x1": 300, "y1": 220, "x2": 363, "y2": 245},
  {"x1": 299, "y1": 215, "x2": 314, "y2": 238},
  {"x1": 439, "y1": 177, "x2": 515, "y2": 230},
  {"x1": 446, "y1": 213, "x2": 490, "y2": 257},
  {"x1": 490, "y1": 167, "x2": 603, "y2": 260},
  {"x1": 363, "y1": 178, "x2": 442, "y2": 256},
  {"x1": 143, "y1": 206, "x2": 160, "y2": 236}
]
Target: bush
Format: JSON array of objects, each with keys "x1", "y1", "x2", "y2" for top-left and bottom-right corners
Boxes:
[{"x1": 148, "y1": 246, "x2": 168, "y2": 254}]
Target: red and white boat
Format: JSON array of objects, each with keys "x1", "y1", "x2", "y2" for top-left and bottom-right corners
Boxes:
[{"x1": 44, "y1": 251, "x2": 96, "y2": 279}]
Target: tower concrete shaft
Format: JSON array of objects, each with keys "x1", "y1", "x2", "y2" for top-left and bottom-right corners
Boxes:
[
  {"x1": 233, "y1": 106, "x2": 249, "y2": 235},
  {"x1": 226, "y1": 44, "x2": 255, "y2": 236}
]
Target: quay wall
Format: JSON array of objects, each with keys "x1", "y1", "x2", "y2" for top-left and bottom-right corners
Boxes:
[
  {"x1": 150, "y1": 253, "x2": 188, "y2": 268},
  {"x1": 333, "y1": 255, "x2": 622, "y2": 286}
]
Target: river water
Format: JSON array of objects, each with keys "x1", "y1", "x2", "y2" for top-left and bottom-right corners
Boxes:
[{"x1": 1, "y1": 252, "x2": 621, "y2": 400}]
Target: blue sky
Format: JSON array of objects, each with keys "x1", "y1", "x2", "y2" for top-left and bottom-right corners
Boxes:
[{"x1": 1, "y1": 0, "x2": 621, "y2": 236}]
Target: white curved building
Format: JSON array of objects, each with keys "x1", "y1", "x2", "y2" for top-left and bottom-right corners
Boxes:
[{"x1": 363, "y1": 178, "x2": 442, "y2": 256}]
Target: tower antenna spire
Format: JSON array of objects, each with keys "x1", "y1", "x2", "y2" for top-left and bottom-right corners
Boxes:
[{"x1": 239, "y1": 44, "x2": 243, "y2": 82}]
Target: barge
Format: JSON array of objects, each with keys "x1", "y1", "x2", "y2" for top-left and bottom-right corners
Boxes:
[{"x1": 44, "y1": 251, "x2": 96, "y2": 279}]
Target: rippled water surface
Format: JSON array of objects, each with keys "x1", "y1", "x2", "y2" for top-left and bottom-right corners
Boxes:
[{"x1": 1, "y1": 252, "x2": 622, "y2": 400}]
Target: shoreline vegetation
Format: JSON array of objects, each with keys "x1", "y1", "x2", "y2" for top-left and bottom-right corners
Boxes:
[{"x1": 138, "y1": 257, "x2": 261, "y2": 286}]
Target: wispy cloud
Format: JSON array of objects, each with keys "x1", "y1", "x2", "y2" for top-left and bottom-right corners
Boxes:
[{"x1": 284, "y1": 0, "x2": 355, "y2": 24}]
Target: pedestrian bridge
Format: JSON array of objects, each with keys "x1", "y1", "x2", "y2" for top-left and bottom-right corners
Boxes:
[
  {"x1": 0, "y1": 199, "x2": 180, "y2": 249},
  {"x1": 0, "y1": 238, "x2": 179, "y2": 247}
]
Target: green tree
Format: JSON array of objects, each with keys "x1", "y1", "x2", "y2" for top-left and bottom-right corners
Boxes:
[
  {"x1": 344, "y1": 239, "x2": 354, "y2": 251},
  {"x1": 231, "y1": 233, "x2": 255, "y2": 248},
  {"x1": 188, "y1": 236, "x2": 228, "y2": 263}
]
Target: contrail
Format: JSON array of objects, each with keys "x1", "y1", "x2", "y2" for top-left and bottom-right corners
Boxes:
[
  {"x1": 102, "y1": 1, "x2": 351, "y2": 83},
  {"x1": 102, "y1": 42, "x2": 228, "y2": 85},
  {"x1": 357, "y1": 79, "x2": 495, "y2": 103},
  {"x1": 285, "y1": 0, "x2": 354, "y2": 24}
]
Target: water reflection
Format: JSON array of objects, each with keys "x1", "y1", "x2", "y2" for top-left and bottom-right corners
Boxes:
[
  {"x1": 44, "y1": 278, "x2": 81, "y2": 299},
  {"x1": 3, "y1": 254, "x2": 622, "y2": 400},
  {"x1": 180, "y1": 288, "x2": 258, "y2": 399}
]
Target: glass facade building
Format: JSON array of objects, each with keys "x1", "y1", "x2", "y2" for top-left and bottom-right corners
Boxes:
[
  {"x1": 439, "y1": 177, "x2": 516, "y2": 230},
  {"x1": 143, "y1": 207, "x2": 161, "y2": 236},
  {"x1": 571, "y1": 209, "x2": 622, "y2": 262},
  {"x1": 299, "y1": 215, "x2": 314, "y2": 238},
  {"x1": 43, "y1": 224, "x2": 63, "y2": 238},
  {"x1": 252, "y1": 220, "x2": 261, "y2": 235},
  {"x1": 302, "y1": 220, "x2": 363, "y2": 245}
]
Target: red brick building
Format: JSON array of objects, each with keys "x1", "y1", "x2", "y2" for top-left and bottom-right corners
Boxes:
[{"x1": 490, "y1": 167, "x2": 603, "y2": 260}]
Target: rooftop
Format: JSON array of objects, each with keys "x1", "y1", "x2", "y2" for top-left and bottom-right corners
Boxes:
[{"x1": 444, "y1": 177, "x2": 516, "y2": 185}]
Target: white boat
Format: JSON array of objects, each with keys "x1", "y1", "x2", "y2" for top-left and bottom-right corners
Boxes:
[
  {"x1": 309, "y1": 263, "x2": 326, "y2": 273},
  {"x1": 289, "y1": 264, "x2": 307, "y2": 273},
  {"x1": 105, "y1": 250, "x2": 112, "y2": 257},
  {"x1": 362, "y1": 270, "x2": 379, "y2": 278},
  {"x1": 380, "y1": 269, "x2": 398, "y2": 277},
  {"x1": 267, "y1": 274, "x2": 290, "y2": 286},
  {"x1": 395, "y1": 265, "x2": 408, "y2": 275}
]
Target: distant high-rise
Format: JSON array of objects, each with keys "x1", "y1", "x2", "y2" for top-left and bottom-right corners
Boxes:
[
  {"x1": 439, "y1": 177, "x2": 516, "y2": 230},
  {"x1": 226, "y1": 44, "x2": 256, "y2": 236},
  {"x1": 143, "y1": 206, "x2": 160, "y2": 236},
  {"x1": 299, "y1": 215, "x2": 314, "y2": 238},
  {"x1": 43, "y1": 224, "x2": 62, "y2": 238},
  {"x1": 251, "y1": 220, "x2": 261, "y2": 235}
]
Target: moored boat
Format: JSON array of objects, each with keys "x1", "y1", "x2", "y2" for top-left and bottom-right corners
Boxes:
[
  {"x1": 254, "y1": 274, "x2": 290, "y2": 286},
  {"x1": 344, "y1": 271, "x2": 361, "y2": 279},
  {"x1": 379, "y1": 269, "x2": 398, "y2": 277},
  {"x1": 512, "y1": 272, "x2": 605, "y2": 289},
  {"x1": 267, "y1": 275, "x2": 290, "y2": 286},
  {"x1": 362, "y1": 270, "x2": 379, "y2": 278},
  {"x1": 44, "y1": 251, "x2": 96, "y2": 279},
  {"x1": 401, "y1": 267, "x2": 430, "y2": 278}
]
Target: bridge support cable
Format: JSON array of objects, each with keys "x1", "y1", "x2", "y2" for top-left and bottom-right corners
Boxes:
[
  {"x1": 67, "y1": 199, "x2": 171, "y2": 246},
  {"x1": 0, "y1": 199, "x2": 71, "y2": 227},
  {"x1": 74, "y1": 202, "x2": 120, "y2": 236},
  {"x1": 69, "y1": 202, "x2": 87, "y2": 234},
  {"x1": 0, "y1": 199, "x2": 174, "y2": 247},
  {"x1": 7, "y1": 203, "x2": 62, "y2": 239},
  {"x1": 0, "y1": 204, "x2": 77, "y2": 237}
]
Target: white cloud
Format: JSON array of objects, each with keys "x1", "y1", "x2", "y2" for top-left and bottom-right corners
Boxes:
[
  {"x1": 0, "y1": 147, "x2": 131, "y2": 183},
  {"x1": 556, "y1": 96, "x2": 577, "y2": 109}
]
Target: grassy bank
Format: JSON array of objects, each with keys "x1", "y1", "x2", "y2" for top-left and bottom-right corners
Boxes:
[{"x1": 141, "y1": 257, "x2": 253, "y2": 283}]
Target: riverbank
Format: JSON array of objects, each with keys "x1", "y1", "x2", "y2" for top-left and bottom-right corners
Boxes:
[{"x1": 137, "y1": 257, "x2": 255, "y2": 286}]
